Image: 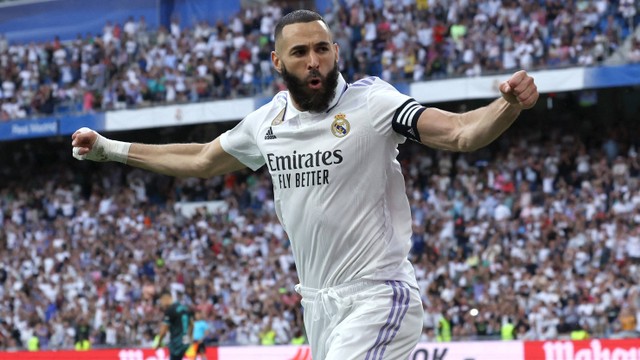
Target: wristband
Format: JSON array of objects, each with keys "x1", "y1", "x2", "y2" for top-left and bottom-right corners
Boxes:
[
  {"x1": 73, "y1": 127, "x2": 131, "y2": 164},
  {"x1": 95, "y1": 134, "x2": 131, "y2": 164}
]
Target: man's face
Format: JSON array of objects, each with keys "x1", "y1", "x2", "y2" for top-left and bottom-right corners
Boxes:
[
  {"x1": 281, "y1": 59, "x2": 339, "y2": 113},
  {"x1": 272, "y1": 21, "x2": 340, "y2": 112},
  {"x1": 159, "y1": 294, "x2": 172, "y2": 310}
]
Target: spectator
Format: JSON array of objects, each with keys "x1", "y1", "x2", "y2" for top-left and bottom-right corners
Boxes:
[{"x1": 0, "y1": 0, "x2": 635, "y2": 120}]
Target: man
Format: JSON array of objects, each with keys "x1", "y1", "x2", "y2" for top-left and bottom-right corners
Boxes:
[
  {"x1": 72, "y1": 9, "x2": 538, "y2": 360},
  {"x1": 192, "y1": 311, "x2": 209, "y2": 360},
  {"x1": 154, "y1": 291, "x2": 194, "y2": 360}
]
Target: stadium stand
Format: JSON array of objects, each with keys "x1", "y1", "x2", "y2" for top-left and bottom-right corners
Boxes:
[
  {"x1": 2, "y1": 101, "x2": 640, "y2": 349},
  {"x1": 0, "y1": 0, "x2": 638, "y2": 120},
  {"x1": 1, "y1": 0, "x2": 640, "y2": 352}
]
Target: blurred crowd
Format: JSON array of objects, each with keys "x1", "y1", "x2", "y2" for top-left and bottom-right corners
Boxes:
[
  {"x1": 1, "y1": 113, "x2": 640, "y2": 350},
  {"x1": 1, "y1": 0, "x2": 639, "y2": 120},
  {"x1": 0, "y1": 138, "x2": 304, "y2": 349}
]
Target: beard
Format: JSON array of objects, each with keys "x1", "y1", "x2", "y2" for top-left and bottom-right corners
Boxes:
[{"x1": 281, "y1": 60, "x2": 339, "y2": 113}]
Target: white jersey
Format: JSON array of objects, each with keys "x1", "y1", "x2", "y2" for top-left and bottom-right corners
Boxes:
[{"x1": 220, "y1": 74, "x2": 424, "y2": 289}]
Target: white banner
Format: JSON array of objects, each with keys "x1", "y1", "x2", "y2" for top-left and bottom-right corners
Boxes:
[
  {"x1": 218, "y1": 345, "x2": 312, "y2": 359},
  {"x1": 174, "y1": 200, "x2": 228, "y2": 218},
  {"x1": 105, "y1": 98, "x2": 255, "y2": 131},
  {"x1": 411, "y1": 341, "x2": 523, "y2": 360},
  {"x1": 410, "y1": 68, "x2": 585, "y2": 104}
]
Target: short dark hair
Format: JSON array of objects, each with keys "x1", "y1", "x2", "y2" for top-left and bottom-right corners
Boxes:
[{"x1": 274, "y1": 10, "x2": 330, "y2": 45}]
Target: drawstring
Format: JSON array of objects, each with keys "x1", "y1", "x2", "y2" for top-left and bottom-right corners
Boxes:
[
  {"x1": 312, "y1": 287, "x2": 353, "y2": 322},
  {"x1": 314, "y1": 287, "x2": 337, "y2": 321},
  {"x1": 296, "y1": 280, "x2": 382, "y2": 324}
]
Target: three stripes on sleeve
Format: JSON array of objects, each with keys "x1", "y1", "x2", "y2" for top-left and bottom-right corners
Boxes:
[{"x1": 391, "y1": 99, "x2": 425, "y2": 142}]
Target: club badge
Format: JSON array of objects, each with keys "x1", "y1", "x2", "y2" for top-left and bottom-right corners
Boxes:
[{"x1": 331, "y1": 113, "x2": 350, "y2": 138}]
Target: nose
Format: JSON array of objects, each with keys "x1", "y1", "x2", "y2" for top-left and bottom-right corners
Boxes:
[{"x1": 307, "y1": 51, "x2": 320, "y2": 69}]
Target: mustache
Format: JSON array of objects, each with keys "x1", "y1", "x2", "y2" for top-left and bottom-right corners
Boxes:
[{"x1": 306, "y1": 69, "x2": 322, "y2": 80}]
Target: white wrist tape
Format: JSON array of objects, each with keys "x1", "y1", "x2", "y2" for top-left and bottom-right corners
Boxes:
[{"x1": 72, "y1": 128, "x2": 131, "y2": 164}]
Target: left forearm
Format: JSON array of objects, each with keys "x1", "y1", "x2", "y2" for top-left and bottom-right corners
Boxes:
[
  {"x1": 417, "y1": 70, "x2": 537, "y2": 152},
  {"x1": 418, "y1": 98, "x2": 523, "y2": 152},
  {"x1": 455, "y1": 97, "x2": 522, "y2": 152}
]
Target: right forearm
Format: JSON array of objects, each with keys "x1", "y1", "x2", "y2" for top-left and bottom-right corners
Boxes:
[
  {"x1": 126, "y1": 142, "x2": 211, "y2": 178},
  {"x1": 73, "y1": 129, "x2": 246, "y2": 178}
]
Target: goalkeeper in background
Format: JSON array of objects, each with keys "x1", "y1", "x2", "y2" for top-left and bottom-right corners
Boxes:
[{"x1": 154, "y1": 291, "x2": 194, "y2": 360}]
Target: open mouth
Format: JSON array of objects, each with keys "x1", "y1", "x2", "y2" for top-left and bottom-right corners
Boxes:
[{"x1": 308, "y1": 78, "x2": 322, "y2": 89}]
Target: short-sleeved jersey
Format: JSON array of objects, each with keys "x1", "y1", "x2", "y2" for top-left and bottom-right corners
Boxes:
[
  {"x1": 220, "y1": 74, "x2": 425, "y2": 289},
  {"x1": 193, "y1": 319, "x2": 209, "y2": 341},
  {"x1": 163, "y1": 302, "x2": 193, "y2": 348}
]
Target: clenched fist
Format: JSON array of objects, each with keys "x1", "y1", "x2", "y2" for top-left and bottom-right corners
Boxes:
[
  {"x1": 499, "y1": 70, "x2": 539, "y2": 110},
  {"x1": 71, "y1": 127, "x2": 131, "y2": 163}
]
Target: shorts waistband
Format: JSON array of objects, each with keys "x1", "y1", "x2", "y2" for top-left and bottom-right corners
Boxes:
[{"x1": 294, "y1": 279, "x2": 391, "y2": 299}]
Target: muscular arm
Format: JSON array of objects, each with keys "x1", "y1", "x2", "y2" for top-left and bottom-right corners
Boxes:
[
  {"x1": 417, "y1": 97, "x2": 521, "y2": 152},
  {"x1": 126, "y1": 137, "x2": 246, "y2": 178},
  {"x1": 72, "y1": 129, "x2": 246, "y2": 178},
  {"x1": 416, "y1": 70, "x2": 538, "y2": 152}
]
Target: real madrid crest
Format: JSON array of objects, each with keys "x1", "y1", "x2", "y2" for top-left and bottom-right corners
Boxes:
[{"x1": 331, "y1": 113, "x2": 350, "y2": 138}]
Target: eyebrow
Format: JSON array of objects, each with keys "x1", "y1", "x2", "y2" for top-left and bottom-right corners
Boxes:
[{"x1": 289, "y1": 41, "x2": 332, "y2": 54}]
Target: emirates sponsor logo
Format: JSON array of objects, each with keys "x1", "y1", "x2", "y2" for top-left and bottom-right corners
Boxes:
[{"x1": 542, "y1": 340, "x2": 640, "y2": 360}]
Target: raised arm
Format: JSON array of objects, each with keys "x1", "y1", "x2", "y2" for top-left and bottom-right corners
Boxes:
[
  {"x1": 71, "y1": 128, "x2": 246, "y2": 178},
  {"x1": 417, "y1": 70, "x2": 538, "y2": 152}
]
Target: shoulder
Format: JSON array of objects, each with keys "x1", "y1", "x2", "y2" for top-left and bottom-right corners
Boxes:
[
  {"x1": 261, "y1": 91, "x2": 288, "y2": 112},
  {"x1": 346, "y1": 76, "x2": 398, "y2": 98},
  {"x1": 242, "y1": 90, "x2": 288, "y2": 126},
  {"x1": 272, "y1": 91, "x2": 288, "y2": 105},
  {"x1": 348, "y1": 76, "x2": 395, "y2": 90},
  {"x1": 350, "y1": 76, "x2": 378, "y2": 88}
]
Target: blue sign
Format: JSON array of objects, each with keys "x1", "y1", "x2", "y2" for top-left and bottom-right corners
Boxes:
[
  {"x1": 584, "y1": 64, "x2": 640, "y2": 89},
  {"x1": 0, "y1": 117, "x2": 58, "y2": 141},
  {"x1": 59, "y1": 113, "x2": 105, "y2": 135}
]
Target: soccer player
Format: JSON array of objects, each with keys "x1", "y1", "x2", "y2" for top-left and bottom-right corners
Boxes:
[
  {"x1": 72, "y1": 10, "x2": 538, "y2": 360},
  {"x1": 154, "y1": 291, "x2": 194, "y2": 360}
]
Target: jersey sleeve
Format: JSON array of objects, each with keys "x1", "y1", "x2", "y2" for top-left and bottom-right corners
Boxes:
[
  {"x1": 220, "y1": 116, "x2": 266, "y2": 171},
  {"x1": 366, "y1": 77, "x2": 425, "y2": 142}
]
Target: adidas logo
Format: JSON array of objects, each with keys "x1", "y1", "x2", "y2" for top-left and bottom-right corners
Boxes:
[{"x1": 264, "y1": 127, "x2": 277, "y2": 140}]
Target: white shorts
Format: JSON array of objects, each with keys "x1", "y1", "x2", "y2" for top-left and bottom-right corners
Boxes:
[{"x1": 295, "y1": 279, "x2": 423, "y2": 360}]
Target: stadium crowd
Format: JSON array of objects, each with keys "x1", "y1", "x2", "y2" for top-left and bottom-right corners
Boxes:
[
  {"x1": 1, "y1": 113, "x2": 640, "y2": 350},
  {"x1": 0, "y1": 0, "x2": 639, "y2": 121}
]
